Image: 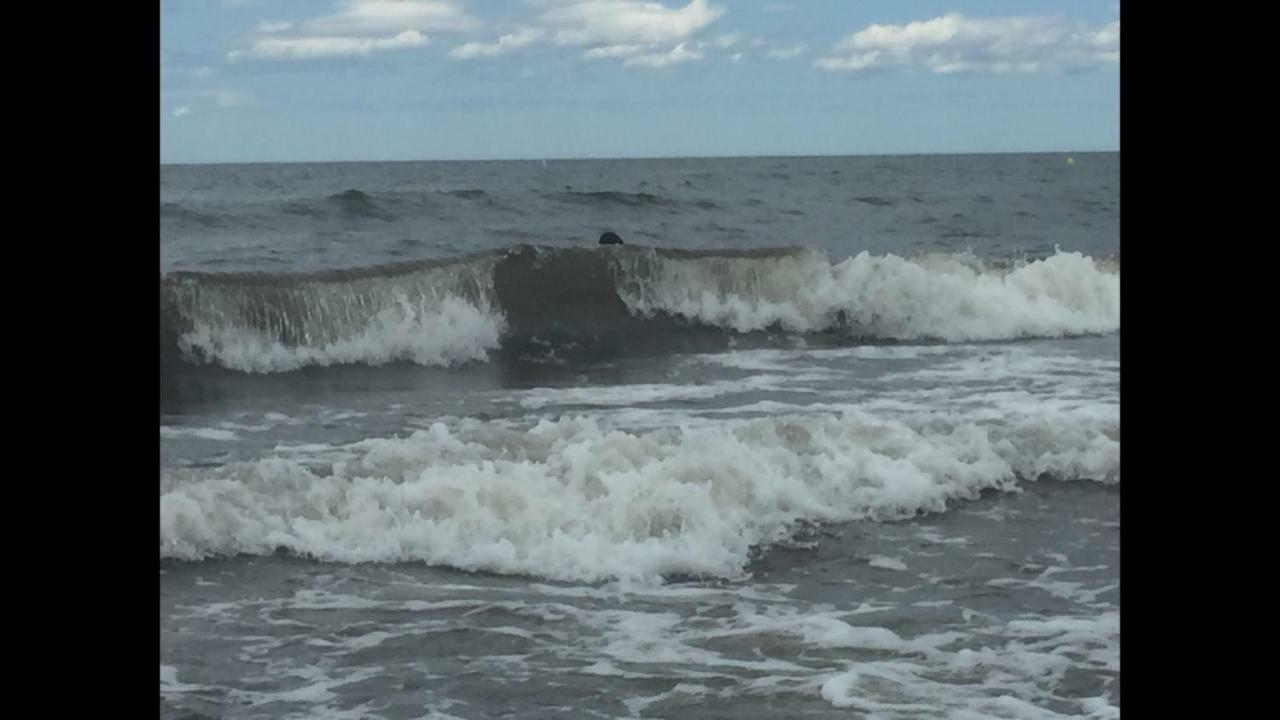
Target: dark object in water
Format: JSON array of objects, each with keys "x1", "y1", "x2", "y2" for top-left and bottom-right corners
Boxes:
[{"x1": 598, "y1": 231, "x2": 624, "y2": 245}]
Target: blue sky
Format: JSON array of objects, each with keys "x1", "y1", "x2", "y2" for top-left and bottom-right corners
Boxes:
[{"x1": 160, "y1": 1, "x2": 1120, "y2": 163}]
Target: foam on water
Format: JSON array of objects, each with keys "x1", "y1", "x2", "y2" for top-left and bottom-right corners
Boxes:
[
  {"x1": 160, "y1": 426, "x2": 240, "y2": 442},
  {"x1": 178, "y1": 294, "x2": 503, "y2": 373},
  {"x1": 163, "y1": 574, "x2": 1118, "y2": 719},
  {"x1": 165, "y1": 256, "x2": 504, "y2": 373},
  {"x1": 163, "y1": 248, "x2": 1119, "y2": 374},
  {"x1": 615, "y1": 248, "x2": 1119, "y2": 341},
  {"x1": 160, "y1": 408, "x2": 1117, "y2": 580}
]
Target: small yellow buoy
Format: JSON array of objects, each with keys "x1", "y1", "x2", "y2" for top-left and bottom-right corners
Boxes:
[{"x1": 1066, "y1": 157, "x2": 1075, "y2": 165}]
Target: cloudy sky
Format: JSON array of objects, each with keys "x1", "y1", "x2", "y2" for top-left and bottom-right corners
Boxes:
[{"x1": 160, "y1": 1, "x2": 1120, "y2": 163}]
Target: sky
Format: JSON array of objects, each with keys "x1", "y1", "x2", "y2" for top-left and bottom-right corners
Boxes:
[{"x1": 160, "y1": 1, "x2": 1120, "y2": 164}]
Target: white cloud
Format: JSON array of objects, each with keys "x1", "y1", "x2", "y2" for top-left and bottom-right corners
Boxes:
[
  {"x1": 172, "y1": 106, "x2": 191, "y2": 118},
  {"x1": 542, "y1": 0, "x2": 723, "y2": 47},
  {"x1": 449, "y1": 28, "x2": 545, "y2": 59},
  {"x1": 445, "y1": 2, "x2": 729, "y2": 65},
  {"x1": 232, "y1": 0, "x2": 733, "y2": 68},
  {"x1": 623, "y1": 42, "x2": 701, "y2": 67},
  {"x1": 815, "y1": 14, "x2": 1120, "y2": 74},
  {"x1": 532, "y1": 0, "x2": 724, "y2": 69},
  {"x1": 242, "y1": 29, "x2": 426, "y2": 59},
  {"x1": 234, "y1": 1, "x2": 470, "y2": 61},
  {"x1": 1093, "y1": 20, "x2": 1120, "y2": 48},
  {"x1": 304, "y1": 0, "x2": 474, "y2": 35},
  {"x1": 583, "y1": 44, "x2": 647, "y2": 59},
  {"x1": 814, "y1": 53, "x2": 880, "y2": 72}
]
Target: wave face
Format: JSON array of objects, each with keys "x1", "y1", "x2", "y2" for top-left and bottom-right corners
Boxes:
[
  {"x1": 160, "y1": 245, "x2": 1119, "y2": 374},
  {"x1": 162, "y1": 255, "x2": 503, "y2": 373},
  {"x1": 159, "y1": 408, "x2": 1119, "y2": 579}
]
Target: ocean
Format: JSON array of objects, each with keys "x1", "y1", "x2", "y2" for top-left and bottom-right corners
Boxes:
[{"x1": 159, "y1": 153, "x2": 1120, "y2": 719}]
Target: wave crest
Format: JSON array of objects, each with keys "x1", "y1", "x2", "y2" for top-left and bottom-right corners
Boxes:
[
  {"x1": 159, "y1": 409, "x2": 1119, "y2": 579},
  {"x1": 160, "y1": 245, "x2": 1120, "y2": 373},
  {"x1": 162, "y1": 256, "x2": 503, "y2": 373},
  {"x1": 612, "y1": 247, "x2": 1119, "y2": 341}
]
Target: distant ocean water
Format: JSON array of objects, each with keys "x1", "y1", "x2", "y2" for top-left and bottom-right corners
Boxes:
[{"x1": 160, "y1": 154, "x2": 1119, "y2": 719}]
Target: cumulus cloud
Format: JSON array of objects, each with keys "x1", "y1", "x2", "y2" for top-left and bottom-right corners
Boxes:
[
  {"x1": 583, "y1": 44, "x2": 647, "y2": 59},
  {"x1": 533, "y1": 0, "x2": 724, "y2": 68},
  {"x1": 542, "y1": 0, "x2": 723, "y2": 47},
  {"x1": 303, "y1": 0, "x2": 474, "y2": 35},
  {"x1": 448, "y1": 28, "x2": 545, "y2": 59},
  {"x1": 241, "y1": 29, "x2": 425, "y2": 59},
  {"x1": 448, "y1": 1, "x2": 727, "y2": 65},
  {"x1": 813, "y1": 53, "x2": 880, "y2": 72},
  {"x1": 231, "y1": 0, "x2": 738, "y2": 69},
  {"x1": 815, "y1": 14, "x2": 1119, "y2": 74},
  {"x1": 234, "y1": 1, "x2": 470, "y2": 60},
  {"x1": 623, "y1": 42, "x2": 701, "y2": 67},
  {"x1": 1091, "y1": 20, "x2": 1120, "y2": 62}
]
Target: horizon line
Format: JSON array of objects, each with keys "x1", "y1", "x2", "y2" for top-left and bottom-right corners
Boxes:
[{"x1": 160, "y1": 148, "x2": 1119, "y2": 167}]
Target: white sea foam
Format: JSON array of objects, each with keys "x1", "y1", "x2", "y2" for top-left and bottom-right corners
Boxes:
[
  {"x1": 516, "y1": 375, "x2": 789, "y2": 409},
  {"x1": 178, "y1": 293, "x2": 504, "y2": 373},
  {"x1": 869, "y1": 555, "x2": 909, "y2": 571},
  {"x1": 616, "y1": 248, "x2": 1119, "y2": 340},
  {"x1": 167, "y1": 250, "x2": 1117, "y2": 372},
  {"x1": 159, "y1": 664, "x2": 202, "y2": 693},
  {"x1": 699, "y1": 344, "x2": 962, "y2": 372},
  {"x1": 169, "y1": 258, "x2": 504, "y2": 373},
  {"x1": 161, "y1": 569, "x2": 1116, "y2": 718},
  {"x1": 160, "y1": 409, "x2": 1118, "y2": 580},
  {"x1": 160, "y1": 426, "x2": 239, "y2": 441}
]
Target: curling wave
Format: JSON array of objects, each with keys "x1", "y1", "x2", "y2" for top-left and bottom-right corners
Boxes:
[{"x1": 159, "y1": 245, "x2": 1119, "y2": 374}]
